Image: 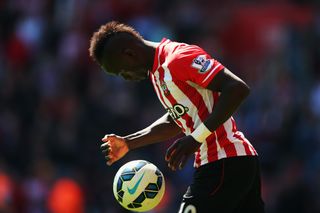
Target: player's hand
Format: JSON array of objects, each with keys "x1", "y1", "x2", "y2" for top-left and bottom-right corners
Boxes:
[
  {"x1": 165, "y1": 135, "x2": 201, "y2": 171},
  {"x1": 101, "y1": 134, "x2": 129, "y2": 166}
]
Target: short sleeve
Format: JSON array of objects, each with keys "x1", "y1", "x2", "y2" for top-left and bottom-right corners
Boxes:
[{"x1": 167, "y1": 44, "x2": 224, "y2": 88}]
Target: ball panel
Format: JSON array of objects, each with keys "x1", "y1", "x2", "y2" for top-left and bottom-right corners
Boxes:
[
  {"x1": 116, "y1": 178, "x2": 123, "y2": 192},
  {"x1": 134, "y1": 161, "x2": 148, "y2": 172},
  {"x1": 117, "y1": 190, "x2": 124, "y2": 203},
  {"x1": 145, "y1": 183, "x2": 158, "y2": 191},
  {"x1": 133, "y1": 192, "x2": 146, "y2": 204},
  {"x1": 145, "y1": 191, "x2": 158, "y2": 199},
  {"x1": 155, "y1": 169, "x2": 162, "y2": 176},
  {"x1": 123, "y1": 167, "x2": 135, "y2": 173},
  {"x1": 127, "y1": 203, "x2": 142, "y2": 209},
  {"x1": 157, "y1": 176, "x2": 163, "y2": 189},
  {"x1": 121, "y1": 173, "x2": 135, "y2": 181},
  {"x1": 117, "y1": 197, "x2": 123, "y2": 203}
]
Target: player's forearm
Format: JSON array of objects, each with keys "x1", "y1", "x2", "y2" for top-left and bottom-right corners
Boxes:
[
  {"x1": 124, "y1": 113, "x2": 181, "y2": 150},
  {"x1": 205, "y1": 81, "x2": 249, "y2": 132}
]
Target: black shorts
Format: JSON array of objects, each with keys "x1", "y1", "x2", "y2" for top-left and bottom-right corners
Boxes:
[{"x1": 178, "y1": 156, "x2": 265, "y2": 213}]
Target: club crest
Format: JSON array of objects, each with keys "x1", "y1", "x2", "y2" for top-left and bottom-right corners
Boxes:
[{"x1": 160, "y1": 80, "x2": 170, "y2": 96}]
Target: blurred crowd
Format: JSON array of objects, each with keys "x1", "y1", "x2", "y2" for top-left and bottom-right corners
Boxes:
[{"x1": 0, "y1": 0, "x2": 320, "y2": 212}]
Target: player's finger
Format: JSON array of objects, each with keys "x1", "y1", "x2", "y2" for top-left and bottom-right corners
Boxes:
[
  {"x1": 107, "y1": 157, "x2": 115, "y2": 166},
  {"x1": 165, "y1": 142, "x2": 179, "y2": 161},
  {"x1": 168, "y1": 146, "x2": 182, "y2": 166},
  {"x1": 168, "y1": 145, "x2": 183, "y2": 170},
  {"x1": 179, "y1": 155, "x2": 188, "y2": 170},
  {"x1": 100, "y1": 142, "x2": 109, "y2": 149},
  {"x1": 105, "y1": 153, "x2": 115, "y2": 166},
  {"x1": 102, "y1": 147, "x2": 111, "y2": 154},
  {"x1": 102, "y1": 134, "x2": 116, "y2": 142},
  {"x1": 102, "y1": 137, "x2": 110, "y2": 142},
  {"x1": 101, "y1": 136, "x2": 108, "y2": 142},
  {"x1": 105, "y1": 155, "x2": 111, "y2": 161},
  {"x1": 100, "y1": 142, "x2": 110, "y2": 149},
  {"x1": 169, "y1": 149, "x2": 183, "y2": 171}
]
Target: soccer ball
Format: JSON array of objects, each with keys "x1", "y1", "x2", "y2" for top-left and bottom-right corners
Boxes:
[{"x1": 113, "y1": 160, "x2": 165, "y2": 212}]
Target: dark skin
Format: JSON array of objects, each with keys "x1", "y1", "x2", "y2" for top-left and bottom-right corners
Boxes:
[
  {"x1": 99, "y1": 33, "x2": 250, "y2": 171},
  {"x1": 100, "y1": 33, "x2": 155, "y2": 81}
]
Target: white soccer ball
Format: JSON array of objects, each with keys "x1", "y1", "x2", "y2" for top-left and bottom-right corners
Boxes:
[{"x1": 113, "y1": 160, "x2": 165, "y2": 212}]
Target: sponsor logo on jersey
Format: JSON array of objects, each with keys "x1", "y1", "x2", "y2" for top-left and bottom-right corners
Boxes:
[
  {"x1": 160, "y1": 80, "x2": 170, "y2": 96},
  {"x1": 167, "y1": 104, "x2": 189, "y2": 120},
  {"x1": 191, "y1": 55, "x2": 213, "y2": 73}
]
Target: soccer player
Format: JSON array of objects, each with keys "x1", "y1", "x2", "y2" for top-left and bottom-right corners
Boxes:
[{"x1": 89, "y1": 21, "x2": 265, "y2": 213}]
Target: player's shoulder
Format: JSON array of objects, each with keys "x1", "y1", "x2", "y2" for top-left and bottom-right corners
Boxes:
[
  {"x1": 162, "y1": 39, "x2": 205, "y2": 67},
  {"x1": 165, "y1": 40, "x2": 203, "y2": 56}
]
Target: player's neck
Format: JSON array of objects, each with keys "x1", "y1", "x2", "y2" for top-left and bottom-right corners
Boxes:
[{"x1": 143, "y1": 40, "x2": 158, "y2": 72}]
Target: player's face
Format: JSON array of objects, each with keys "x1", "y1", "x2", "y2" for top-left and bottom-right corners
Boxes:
[
  {"x1": 117, "y1": 66, "x2": 148, "y2": 82},
  {"x1": 102, "y1": 52, "x2": 148, "y2": 81},
  {"x1": 101, "y1": 48, "x2": 149, "y2": 82}
]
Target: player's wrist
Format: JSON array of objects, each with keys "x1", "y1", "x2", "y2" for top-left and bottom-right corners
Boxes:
[
  {"x1": 190, "y1": 123, "x2": 212, "y2": 143},
  {"x1": 122, "y1": 137, "x2": 132, "y2": 150}
]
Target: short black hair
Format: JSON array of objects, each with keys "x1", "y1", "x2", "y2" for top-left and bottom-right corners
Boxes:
[{"x1": 89, "y1": 21, "x2": 143, "y2": 64}]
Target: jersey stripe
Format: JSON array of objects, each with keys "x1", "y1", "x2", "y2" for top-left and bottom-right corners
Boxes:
[
  {"x1": 235, "y1": 131, "x2": 257, "y2": 155},
  {"x1": 150, "y1": 73, "x2": 168, "y2": 109},
  {"x1": 158, "y1": 66, "x2": 195, "y2": 134},
  {"x1": 187, "y1": 81, "x2": 214, "y2": 114},
  {"x1": 173, "y1": 80, "x2": 209, "y2": 122},
  {"x1": 216, "y1": 125, "x2": 237, "y2": 157},
  {"x1": 230, "y1": 118, "x2": 252, "y2": 155},
  {"x1": 231, "y1": 118, "x2": 257, "y2": 155},
  {"x1": 217, "y1": 146, "x2": 227, "y2": 159},
  {"x1": 152, "y1": 71, "x2": 186, "y2": 132},
  {"x1": 150, "y1": 41, "x2": 170, "y2": 110},
  {"x1": 224, "y1": 119, "x2": 246, "y2": 156},
  {"x1": 207, "y1": 132, "x2": 218, "y2": 163},
  {"x1": 199, "y1": 139, "x2": 208, "y2": 165},
  {"x1": 224, "y1": 143, "x2": 237, "y2": 158},
  {"x1": 194, "y1": 150, "x2": 201, "y2": 168}
]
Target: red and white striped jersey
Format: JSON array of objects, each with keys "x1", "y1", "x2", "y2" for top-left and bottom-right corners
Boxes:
[{"x1": 149, "y1": 38, "x2": 257, "y2": 168}]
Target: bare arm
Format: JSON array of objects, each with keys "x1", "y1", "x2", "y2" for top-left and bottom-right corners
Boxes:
[
  {"x1": 124, "y1": 113, "x2": 182, "y2": 150},
  {"x1": 101, "y1": 113, "x2": 181, "y2": 165},
  {"x1": 203, "y1": 67, "x2": 250, "y2": 131}
]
